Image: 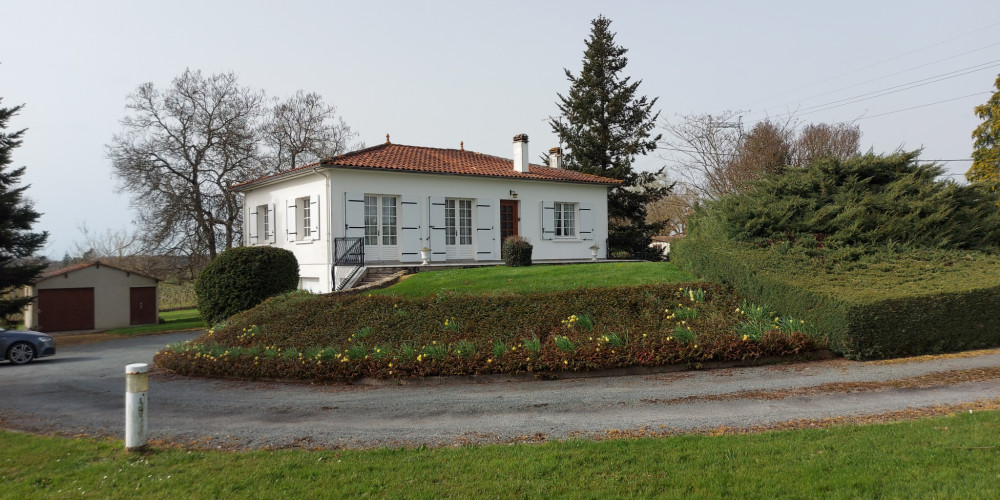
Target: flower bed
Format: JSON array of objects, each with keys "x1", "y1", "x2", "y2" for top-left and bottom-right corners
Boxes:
[{"x1": 154, "y1": 283, "x2": 818, "y2": 382}]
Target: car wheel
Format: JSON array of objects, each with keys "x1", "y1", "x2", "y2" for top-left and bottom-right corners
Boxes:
[{"x1": 7, "y1": 342, "x2": 36, "y2": 365}]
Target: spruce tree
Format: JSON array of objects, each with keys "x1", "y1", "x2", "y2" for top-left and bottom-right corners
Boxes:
[
  {"x1": 0, "y1": 99, "x2": 48, "y2": 327},
  {"x1": 550, "y1": 15, "x2": 669, "y2": 257}
]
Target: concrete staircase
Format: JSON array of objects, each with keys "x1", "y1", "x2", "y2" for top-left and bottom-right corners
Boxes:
[{"x1": 350, "y1": 267, "x2": 413, "y2": 290}]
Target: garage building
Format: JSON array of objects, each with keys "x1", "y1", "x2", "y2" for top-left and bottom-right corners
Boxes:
[{"x1": 22, "y1": 261, "x2": 159, "y2": 332}]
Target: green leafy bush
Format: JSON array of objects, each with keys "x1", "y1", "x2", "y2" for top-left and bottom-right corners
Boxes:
[
  {"x1": 502, "y1": 236, "x2": 533, "y2": 267},
  {"x1": 195, "y1": 246, "x2": 299, "y2": 324}
]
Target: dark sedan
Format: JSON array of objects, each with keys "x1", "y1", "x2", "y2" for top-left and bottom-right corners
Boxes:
[{"x1": 1, "y1": 329, "x2": 56, "y2": 365}]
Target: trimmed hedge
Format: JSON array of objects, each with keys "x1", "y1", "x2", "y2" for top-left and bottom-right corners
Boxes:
[
  {"x1": 673, "y1": 236, "x2": 1000, "y2": 359},
  {"x1": 156, "y1": 283, "x2": 816, "y2": 382},
  {"x1": 195, "y1": 246, "x2": 299, "y2": 324}
]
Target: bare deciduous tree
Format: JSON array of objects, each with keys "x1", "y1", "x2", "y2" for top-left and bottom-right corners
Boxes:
[
  {"x1": 265, "y1": 90, "x2": 362, "y2": 172},
  {"x1": 108, "y1": 71, "x2": 360, "y2": 263},
  {"x1": 793, "y1": 122, "x2": 861, "y2": 165},
  {"x1": 108, "y1": 70, "x2": 264, "y2": 261},
  {"x1": 645, "y1": 179, "x2": 698, "y2": 235},
  {"x1": 659, "y1": 112, "x2": 860, "y2": 233},
  {"x1": 659, "y1": 110, "x2": 747, "y2": 200}
]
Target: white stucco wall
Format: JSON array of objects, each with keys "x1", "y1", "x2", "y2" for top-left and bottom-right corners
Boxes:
[
  {"x1": 23, "y1": 265, "x2": 159, "y2": 331},
  {"x1": 241, "y1": 167, "x2": 610, "y2": 292},
  {"x1": 241, "y1": 172, "x2": 333, "y2": 294}
]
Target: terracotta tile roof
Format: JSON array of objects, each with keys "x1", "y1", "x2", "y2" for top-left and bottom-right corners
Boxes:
[
  {"x1": 231, "y1": 142, "x2": 621, "y2": 190},
  {"x1": 37, "y1": 261, "x2": 159, "y2": 283}
]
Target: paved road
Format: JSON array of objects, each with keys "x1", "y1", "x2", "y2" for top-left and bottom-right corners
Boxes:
[{"x1": 2, "y1": 332, "x2": 1000, "y2": 449}]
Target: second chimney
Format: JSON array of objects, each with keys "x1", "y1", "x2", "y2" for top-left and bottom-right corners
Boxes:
[
  {"x1": 513, "y1": 134, "x2": 529, "y2": 173},
  {"x1": 548, "y1": 147, "x2": 563, "y2": 169}
]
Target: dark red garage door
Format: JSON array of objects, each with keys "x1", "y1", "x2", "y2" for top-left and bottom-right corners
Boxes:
[
  {"x1": 130, "y1": 287, "x2": 158, "y2": 325},
  {"x1": 37, "y1": 288, "x2": 95, "y2": 332}
]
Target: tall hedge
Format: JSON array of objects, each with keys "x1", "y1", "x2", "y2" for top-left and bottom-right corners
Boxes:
[
  {"x1": 674, "y1": 151, "x2": 1000, "y2": 359},
  {"x1": 196, "y1": 246, "x2": 299, "y2": 324}
]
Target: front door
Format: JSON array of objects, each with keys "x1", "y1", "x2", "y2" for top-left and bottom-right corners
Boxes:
[
  {"x1": 500, "y1": 200, "x2": 519, "y2": 257},
  {"x1": 129, "y1": 287, "x2": 158, "y2": 325},
  {"x1": 363, "y1": 194, "x2": 399, "y2": 261}
]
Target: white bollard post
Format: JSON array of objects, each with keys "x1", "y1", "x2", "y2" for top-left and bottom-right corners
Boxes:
[{"x1": 125, "y1": 363, "x2": 149, "y2": 451}]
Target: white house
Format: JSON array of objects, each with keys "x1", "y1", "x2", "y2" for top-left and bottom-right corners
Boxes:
[{"x1": 231, "y1": 134, "x2": 620, "y2": 292}]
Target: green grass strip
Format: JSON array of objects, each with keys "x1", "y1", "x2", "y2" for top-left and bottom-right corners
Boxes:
[
  {"x1": 370, "y1": 262, "x2": 697, "y2": 297},
  {"x1": 105, "y1": 308, "x2": 204, "y2": 336},
  {"x1": 2, "y1": 410, "x2": 999, "y2": 498}
]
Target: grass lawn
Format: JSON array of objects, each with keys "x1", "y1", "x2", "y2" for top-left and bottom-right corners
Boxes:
[
  {"x1": 3, "y1": 410, "x2": 999, "y2": 498},
  {"x1": 370, "y1": 262, "x2": 696, "y2": 297},
  {"x1": 105, "y1": 308, "x2": 204, "y2": 336}
]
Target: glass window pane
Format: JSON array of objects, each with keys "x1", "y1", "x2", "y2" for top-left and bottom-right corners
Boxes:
[
  {"x1": 445, "y1": 199, "x2": 456, "y2": 245},
  {"x1": 382, "y1": 196, "x2": 397, "y2": 245},
  {"x1": 364, "y1": 195, "x2": 378, "y2": 245},
  {"x1": 459, "y1": 200, "x2": 472, "y2": 245}
]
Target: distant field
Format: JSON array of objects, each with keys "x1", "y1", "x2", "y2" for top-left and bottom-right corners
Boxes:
[
  {"x1": 159, "y1": 281, "x2": 197, "y2": 310},
  {"x1": 370, "y1": 262, "x2": 697, "y2": 297}
]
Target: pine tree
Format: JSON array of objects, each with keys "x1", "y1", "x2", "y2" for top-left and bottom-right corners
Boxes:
[
  {"x1": 0, "y1": 99, "x2": 48, "y2": 327},
  {"x1": 968, "y1": 73, "x2": 1000, "y2": 193},
  {"x1": 550, "y1": 15, "x2": 669, "y2": 257}
]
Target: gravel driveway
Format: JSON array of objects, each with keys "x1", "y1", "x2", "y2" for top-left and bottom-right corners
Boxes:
[{"x1": 2, "y1": 331, "x2": 1000, "y2": 449}]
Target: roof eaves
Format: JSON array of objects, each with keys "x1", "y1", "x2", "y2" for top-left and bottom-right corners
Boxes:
[{"x1": 322, "y1": 164, "x2": 621, "y2": 185}]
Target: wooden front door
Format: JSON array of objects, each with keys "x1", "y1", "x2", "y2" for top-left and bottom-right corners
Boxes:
[
  {"x1": 500, "y1": 200, "x2": 519, "y2": 256},
  {"x1": 38, "y1": 288, "x2": 95, "y2": 332},
  {"x1": 130, "y1": 287, "x2": 158, "y2": 325}
]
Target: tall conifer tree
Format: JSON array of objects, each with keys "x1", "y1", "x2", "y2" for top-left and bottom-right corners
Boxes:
[
  {"x1": 550, "y1": 15, "x2": 669, "y2": 256},
  {"x1": 0, "y1": 99, "x2": 48, "y2": 326}
]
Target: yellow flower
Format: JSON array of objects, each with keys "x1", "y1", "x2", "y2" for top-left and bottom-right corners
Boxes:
[
  {"x1": 487, "y1": 358, "x2": 492, "y2": 363},
  {"x1": 742, "y1": 335, "x2": 749, "y2": 341}
]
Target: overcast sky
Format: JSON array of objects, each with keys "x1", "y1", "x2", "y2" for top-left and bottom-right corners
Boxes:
[{"x1": 3, "y1": 1, "x2": 999, "y2": 259}]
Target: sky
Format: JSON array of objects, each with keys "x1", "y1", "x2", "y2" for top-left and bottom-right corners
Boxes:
[{"x1": 3, "y1": 0, "x2": 999, "y2": 259}]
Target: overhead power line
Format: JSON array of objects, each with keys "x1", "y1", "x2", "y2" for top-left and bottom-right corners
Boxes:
[
  {"x1": 747, "y1": 41, "x2": 1000, "y2": 120},
  {"x1": 857, "y1": 91, "x2": 990, "y2": 120},
  {"x1": 748, "y1": 60, "x2": 1000, "y2": 124},
  {"x1": 749, "y1": 21, "x2": 1000, "y2": 106}
]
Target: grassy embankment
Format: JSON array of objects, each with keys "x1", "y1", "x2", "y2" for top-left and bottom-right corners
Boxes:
[{"x1": 3, "y1": 409, "x2": 999, "y2": 497}]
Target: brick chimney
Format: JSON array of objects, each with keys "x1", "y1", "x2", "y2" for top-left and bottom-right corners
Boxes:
[
  {"x1": 513, "y1": 134, "x2": 529, "y2": 173},
  {"x1": 548, "y1": 147, "x2": 563, "y2": 169}
]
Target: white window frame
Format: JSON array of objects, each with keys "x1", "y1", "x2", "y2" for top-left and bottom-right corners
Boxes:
[
  {"x1": 301, "y1": 197, "x2": 312, "y2": 239},
  {"x1": 553, "y1": 202, "x2": 577, "y2": 238},
  {"x1": 254, "y1": 203, "x2": 274, "y2": 245}
]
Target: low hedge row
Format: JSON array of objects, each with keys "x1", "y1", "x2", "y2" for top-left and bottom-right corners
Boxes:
[
  {"x1": 154, "y1": 283, "x2": 816, "y2": 382},
  {"x1": 672, "y1": 236, "x2": 1000, "y2": 359}
]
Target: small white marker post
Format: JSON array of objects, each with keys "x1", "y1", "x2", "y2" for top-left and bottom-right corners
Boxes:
[{"x1": 125, "y1": 363, "x2": 149, "y2": 451}]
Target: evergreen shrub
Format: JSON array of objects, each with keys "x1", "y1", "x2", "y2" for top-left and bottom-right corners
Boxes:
[
  {"x1": 502, "y1": 236, "x2": 533, "y2": 267},
  {"x1": 195, "y1": 246, "x2": 299, "y2": 324}
]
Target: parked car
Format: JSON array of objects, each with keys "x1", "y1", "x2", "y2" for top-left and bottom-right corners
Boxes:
[{"x1": 1, "y1": 328, "x2": 56, "y2": 365}]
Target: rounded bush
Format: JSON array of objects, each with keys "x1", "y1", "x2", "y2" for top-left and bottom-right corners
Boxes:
[
  {"x1": 502, "y1": 236, "x2": 533, "y2": 267},
  {"x1": 196, "y1": 246, "x2": 299, "y2": 324}
]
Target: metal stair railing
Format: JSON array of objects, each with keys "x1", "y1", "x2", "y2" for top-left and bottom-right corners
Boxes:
[{"x1": 333, "y1": 237, "x2": 364, "y2": 291}]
